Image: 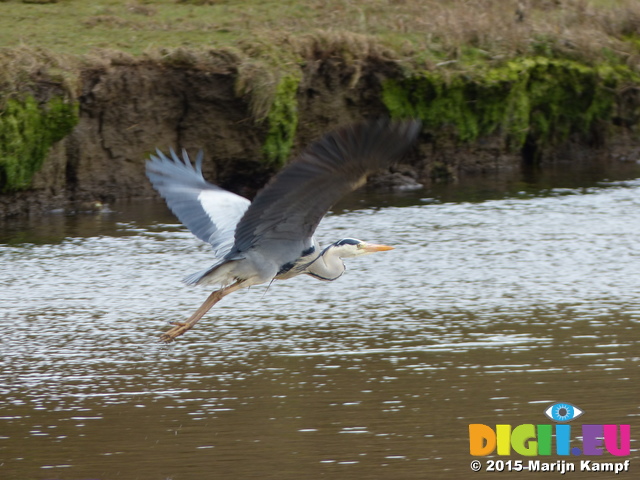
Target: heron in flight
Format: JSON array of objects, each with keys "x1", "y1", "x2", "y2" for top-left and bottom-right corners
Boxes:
[{"x1": 146, "y1": 118, "x2": 421, "y2": 342}]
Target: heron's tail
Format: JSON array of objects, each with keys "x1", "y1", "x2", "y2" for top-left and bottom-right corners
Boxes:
[
  {"x1": 183, "y1": 268, "x2": 214, "y2": 286},
  {"x1": 182, "y1": 257, "x2": 243, "y2": 286}
]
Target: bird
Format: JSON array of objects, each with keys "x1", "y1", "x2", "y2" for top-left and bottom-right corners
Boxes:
[{"x1": 146, "y1": 118, "x2": 421, "y2": 342}]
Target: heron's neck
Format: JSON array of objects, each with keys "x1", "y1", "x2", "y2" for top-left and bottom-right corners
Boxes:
[{"x1": 306, "y1": 247, "x2": 345, "y2": 281}]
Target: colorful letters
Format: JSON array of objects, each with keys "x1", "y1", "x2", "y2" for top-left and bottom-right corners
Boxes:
[{"x1": 469, "y1": 424, "x2": 631, "y2": 457}]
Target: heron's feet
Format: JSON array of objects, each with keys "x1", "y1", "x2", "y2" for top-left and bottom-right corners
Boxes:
[{"x1": 159, "y1": 321, "x2": 191, "y2": 343}]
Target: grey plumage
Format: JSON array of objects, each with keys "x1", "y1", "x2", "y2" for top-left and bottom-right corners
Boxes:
[
  {"x1": 146, "y1": 118, "x2": 421, "y2": 341},
  {"x1": 233, "y1": 118, "x2": 421, "y2": 256},
  {"x1": 146, "y1": 149, "x2": 250, "y2": 259}
]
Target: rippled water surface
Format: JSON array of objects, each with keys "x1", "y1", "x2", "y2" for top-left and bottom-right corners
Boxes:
[{"x1": 1, "y1": 167, "x2": 640, "y2": 479}]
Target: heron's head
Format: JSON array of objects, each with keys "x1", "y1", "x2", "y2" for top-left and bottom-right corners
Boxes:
[{"x1": 328, "y1": 238, "x2": 394, "y2": 258}]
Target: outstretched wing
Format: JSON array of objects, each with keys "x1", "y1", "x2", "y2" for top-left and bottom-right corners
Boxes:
[
  {"x1": 146, "y1": 149, "x2": 250, "y2": 257},
  {"x1": 232, "y1": 118, "x2": 421, "y2": 259}
]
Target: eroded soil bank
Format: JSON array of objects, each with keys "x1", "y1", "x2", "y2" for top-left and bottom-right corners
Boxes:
[{"x1": 1, "y1": 47, "x2": 640, "y2": 218}]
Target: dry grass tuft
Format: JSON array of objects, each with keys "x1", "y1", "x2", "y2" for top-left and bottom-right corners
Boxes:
[
  {"x1": 82, "y1": 15, "x2": 134, "y2": 29},
  {"x1": 126, "y1": 2, "x2": 156, "y2": 16},
  {"x1": 399, "y1": 0, "x2": 640, "y2": 67},
  {"x1": 290, "y1": 30, "x2": 397, "y2": 63},
  {"x1": 0, "y1": 46, "x2": 78, "y2": 106}
]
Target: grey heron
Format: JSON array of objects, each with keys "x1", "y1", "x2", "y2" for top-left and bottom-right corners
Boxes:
[{"x1": 146, "y1": 118, "x2": 421, "y2": 342}]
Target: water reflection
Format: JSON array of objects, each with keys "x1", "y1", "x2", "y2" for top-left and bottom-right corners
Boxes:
[{"x1": 1, "y1": 166, "x2": 640, "y2": 479}]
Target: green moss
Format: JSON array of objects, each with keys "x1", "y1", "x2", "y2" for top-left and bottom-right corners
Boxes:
[
  {"x1": 262, "y1": 75, "x2": 299, "y2": 167},
  {"x1": 622, "y1": 34, "x2": 640, "y2": 53},
  {"x1": 382, "y1": 68, "x2": 522, "y2": 144},
  {"x1": 382, "y1": 57, "x2": 639, "y2": 161},
  {"x1": 0, "y1": 94, "x2": 78, "y2": 192}
]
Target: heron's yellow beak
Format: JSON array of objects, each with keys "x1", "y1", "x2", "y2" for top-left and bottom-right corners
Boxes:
[{"x1": 361, "y1": 243, "x2": 394, "y2": 253}]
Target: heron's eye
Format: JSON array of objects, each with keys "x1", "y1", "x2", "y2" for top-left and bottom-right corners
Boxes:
[{"x1": 544, "y1": 403, "x2": 583, "y2": 422}]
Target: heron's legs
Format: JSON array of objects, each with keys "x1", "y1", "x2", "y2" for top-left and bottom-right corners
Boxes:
[{"x1": 160, "y1": 281, "x2": 244, "y2": 342}]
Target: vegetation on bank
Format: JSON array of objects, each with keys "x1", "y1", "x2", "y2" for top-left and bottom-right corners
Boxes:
[
  {"x1": 262, "y1": 75, "x2": 300, "y2": 167},
  {"x1": 1, "y1": 0, "x2": 640, "y2": 191},
  {"x1": 383, "y1": 57, "x2": 638, "y2": 161},
  {"x1": 0, "y1": 95, "x2": 78, "y2": 192}
]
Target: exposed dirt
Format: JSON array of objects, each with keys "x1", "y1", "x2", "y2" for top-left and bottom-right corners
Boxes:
[
  {"x1": 1, "y1": 54, "x2": 639, "y2": 219},
  {"x1": 71, "y1": 61, "x2": 272, "y2": 201}
]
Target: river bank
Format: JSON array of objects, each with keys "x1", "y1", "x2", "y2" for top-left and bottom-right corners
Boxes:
[{"x1": 1, "y1": 0, "x2": 640, "y2": 218}]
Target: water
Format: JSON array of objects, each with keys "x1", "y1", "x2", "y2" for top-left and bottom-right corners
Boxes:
[{"x1": 1, "y1": 166, "x2": 640, "y2": 479}]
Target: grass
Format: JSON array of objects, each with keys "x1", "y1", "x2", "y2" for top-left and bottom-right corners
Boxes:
[
  {"x1": 0, "y1": 0, "x2": 638, "y2": 65},
  {"x1": 1, "y1": 0, "x2": 639, "y2": 114},
  {"x1": 1, "y1": 0, "x2": 640, "y2": 191}
]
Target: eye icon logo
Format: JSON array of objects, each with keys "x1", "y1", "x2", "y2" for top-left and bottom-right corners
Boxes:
[{"x1": 544, "y1": 403, "x2": 584, "y2": 422}]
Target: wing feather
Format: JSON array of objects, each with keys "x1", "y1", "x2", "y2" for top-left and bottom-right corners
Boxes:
[
  {"x1": 232, "y1": 118, "x2": 421, "y2": 259},
  {"x1": 146, "y1": 149, "x2": 250, "y2": 257}
]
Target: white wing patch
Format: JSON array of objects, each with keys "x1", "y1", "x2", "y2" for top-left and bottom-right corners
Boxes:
[{"x1": 198, "y1": 189, "x2": 250, "y2": 257}]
